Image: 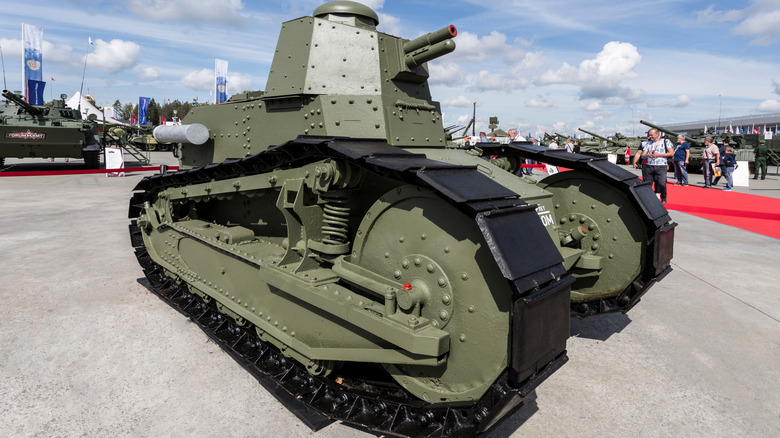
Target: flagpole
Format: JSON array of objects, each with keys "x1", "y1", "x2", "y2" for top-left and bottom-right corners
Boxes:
[
  {"x1": 78, "y1": 38, "x2": 92, "y2": 114},
  {"x1": 0, "y1": 44, "x2": 7, "y2": 91}
]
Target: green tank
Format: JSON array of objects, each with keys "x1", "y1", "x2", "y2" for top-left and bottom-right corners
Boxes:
[
  {"x1": 0, "y1": 90, "x2": 101, "y2": 168},
  {"x1": 129, "y1": 2, "x2": 675, "y2": 436},
  {"x1": 578, "y1": 128, "x2": 643, "y2": 164}
]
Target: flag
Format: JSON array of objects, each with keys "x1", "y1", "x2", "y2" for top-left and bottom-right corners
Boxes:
[
  {"x1": 776, "y1": 125, "x2": 779, "y2": 135},
  {"x1": 50, "y1": 77, "x2": 55, "y2": 81},
  {"x1": 138, "y1": 96, "x2": 151, "y2": 126},
  {"x1": 89, "y1": 37, "x2": 93, "y2": 45},
  {"x1": 764, "y1": 124, "x2": 767, "y2": 134},
  {"x1": 215, "y1": 58, "x2": 228, "y2": 104},
  {"x1": 704, "y1": 124, "x2": 707, "y2": 133},
  {"x1": 22, "y1": 23, "x2": 43, "y2": 104},
  {"x1": 27, "y1": 79, "x2": 45, "y2": 105},
  {"x1": 753, "y1": 125, "x2": 758, "y2": 134}
]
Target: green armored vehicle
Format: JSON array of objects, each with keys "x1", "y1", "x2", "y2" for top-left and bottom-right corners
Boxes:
[
  {"x1": 129, "y1": 2, "x2": 675, "y2": 436},
  {"x1": 0, "y1": 90, "x2": 101, "y2": 168},
  {"x1": 578, "y1": 128, "x2": 643, "y2": 164}
]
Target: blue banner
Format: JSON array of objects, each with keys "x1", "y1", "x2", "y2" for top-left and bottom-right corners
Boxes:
[
  {"x1": 27, "y1": 79, "x2": 45, "y2": 105},
  {"x1": 139, "y1": 96, "x2": 151, "y2": 126},
  {"x1": 22, "y1": 24, "x2": 43, "y2": 103},
  {"x1": 215, "y1": 58, "x2": 228, "y2": 104}
]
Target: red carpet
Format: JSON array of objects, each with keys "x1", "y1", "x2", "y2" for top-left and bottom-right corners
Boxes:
[
  {"x1": 0, "y1": 165, "x2": 178, "y2": 177},
  {"x1": 664, "y1": 184, "x2": 780, "y2": 240}
]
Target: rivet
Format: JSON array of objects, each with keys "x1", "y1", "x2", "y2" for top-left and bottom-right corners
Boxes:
[
  {"x1": 414, "y1": 257, "x2": 422, "y2": 267},
  {"x1": 438, "y1": 277, "x2": 447, "y2": 287},
  {"x1": 427, "y1": 263, "x2": 435, "y2": 273},
  {"x1": 461, "y1": 273, "x2": 469, "y2": 281},
  {"x1": 402, "y1": 259, "x2": 410, "y2": 269},
  {"x1": 593, "y1": 234, "x2": 600, "y2": 241},
  {"x1": 444, "y1": 246, "x2": 451, "y2": 254},
  {"x1": 399, "y1": 236, "x2": 405, "y2": 243},
  {"x1": 459, "y1": 334, "x2": 467, "y2": 342},
  {"x1": 442, "y1": 294, "x2": 451, "y2": 304},
  {"x1": 393, "y1": 270, "x2": 402, "y2": 279},
  {"x1": 439, "y1": 310, "x2": 449, "y2": 320},
  {"x1": 384, "y1": 252, "x2": 390, "y2": 258},
  {"x1": 421, "y1": 233, "x2": 427, "y2": 240},
  {"x1": 468, "y1": 305, "x2": 475, "y2": 313}
]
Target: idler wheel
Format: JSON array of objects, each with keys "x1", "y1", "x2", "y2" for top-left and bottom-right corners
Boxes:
[
  {"x1": 350, "y1": 186, "x2": 512, "y2": 403},
  {"x1": 538, "y1": 170, "x2": 647, "y2": 302}
]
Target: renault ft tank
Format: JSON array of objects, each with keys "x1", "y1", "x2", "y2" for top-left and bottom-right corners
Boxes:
[
  {"x1": 0, "y1": 90, "x2": 101, "y2": 167},
  {"x1": 129, "y1": 2, "x2": 675, "y2": 436}
]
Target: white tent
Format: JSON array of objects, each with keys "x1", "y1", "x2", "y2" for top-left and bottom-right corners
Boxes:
[{"x1": 64, "y1": 92, "x2": 129, "y2": 126}]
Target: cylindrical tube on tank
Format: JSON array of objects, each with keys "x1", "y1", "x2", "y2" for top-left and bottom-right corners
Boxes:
[
  {"x1": 404, "y1": 39, "x2": 456, "y2": 69},
  {"x1": 402, "y1": 25, "x2": 457, "y2": 53},
  {"x1": 153, "y1": 124, "x2": 210, "y2": 145}
]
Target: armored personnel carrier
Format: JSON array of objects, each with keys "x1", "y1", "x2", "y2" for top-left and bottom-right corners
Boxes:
[
  {"x1": 0, "y1": 90, "x2": 101, "y2": 168},
  {"x1": 129, "y1": 2, "x2": 675, "y2": 436}
]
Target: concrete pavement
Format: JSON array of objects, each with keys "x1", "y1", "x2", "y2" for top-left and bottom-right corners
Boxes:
[{"x1": 1, "y1": 153, "x2": 778, "y2": 437}]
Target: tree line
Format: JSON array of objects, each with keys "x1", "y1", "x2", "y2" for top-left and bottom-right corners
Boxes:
[{"x1": 111, "y1": 98, "x2": 198, "y2": 125}]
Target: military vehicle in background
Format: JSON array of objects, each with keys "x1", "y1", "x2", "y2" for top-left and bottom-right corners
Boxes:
[
  {"x1": 129, "y1": 2, "x2": 675, "y2": 436},
  {"x1": 578, "y1": 128, "x2": 644, "y2": 164},
  {"x1": 641, "y1": 120, "x2": 755, "y2": 172},
  {"x1": 0, "y1": 90, "x2": 101, "y2": 168}
]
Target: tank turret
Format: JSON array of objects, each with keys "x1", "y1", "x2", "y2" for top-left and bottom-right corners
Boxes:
[
  {"x1": 179, "y1": 1, "x2": 457, "y2": 167},
  {"x1": 2, "y1": 89, "x2": 43, "y2": 116}
]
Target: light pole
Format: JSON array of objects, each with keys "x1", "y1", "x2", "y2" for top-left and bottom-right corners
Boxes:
[{"x1": 717, "y1": 92, "x2": 723, "y2": 133}]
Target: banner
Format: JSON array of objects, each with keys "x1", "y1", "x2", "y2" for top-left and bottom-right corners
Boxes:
[
  {"x1": 215, "y1": 58, "x2": 228, "y2": 104},
  {"x1": 27, "y1": 79, "x2": 45, "y2": 105},
  {"x1": 138, "y1": 96, "x2": 151, "y2": 126},
  {"x1": 22, "y1": 23, "x2": 43, "y2": 103}
]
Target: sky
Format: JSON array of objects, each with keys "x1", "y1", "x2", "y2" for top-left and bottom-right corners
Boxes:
[{"x1": 1, "y1": 0, "x2": 780, "y2": 137}]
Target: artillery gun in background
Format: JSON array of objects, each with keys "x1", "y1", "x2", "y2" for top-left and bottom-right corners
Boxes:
[
  {"x1": 640, "y1": 120, "x2": 755, "y2": 172},
  {"x1": 132, "y1": 1, "x2": 675, "y2": 436},
  {"x1": 0, "y1": 90, "x2": 101, "y2": 168}
]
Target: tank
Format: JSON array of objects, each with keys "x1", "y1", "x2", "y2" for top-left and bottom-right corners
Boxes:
[
  {"x1": 0, "y1": 90, "x2": 102, "y2": 167},
  {"x1": 578, "y1": 128, "x2": 644, "y2": 164},
  {"x1": 129, "y1": 2, "x2": 676, "y2": 436}
]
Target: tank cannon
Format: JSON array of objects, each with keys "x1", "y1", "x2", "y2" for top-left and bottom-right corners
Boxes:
[
  {"x1": 128, "y1": 2, "x2": 675, "y2": 436},
  {"x1": 2, "y1": 89, "x2": 43, "y2": 116}
]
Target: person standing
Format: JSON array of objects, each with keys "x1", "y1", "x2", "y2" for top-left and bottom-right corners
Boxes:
[
  {"x1": 701, "y1": 137, "x2": 720, "y2": 188},
  {"x1": 641, "y1": 128, "x2": 674, "y2": 202},
  {"x1": 507, "y1": 129, "x2": 532, "y2": 175},
  {"x1": 712, "y1": 139, "x2": 729, "y2": 185},
  {"x1": 672, "y1": 134, "x2": 690, "y2": 186},
  {"x1": 479, "y1": 131, "x2": 489, "y2": 142},
  {"x1": 565, "y1": 138, "x2": 575, "y2": 153},
  {"x1": 573, "y1": 140, "x2": 581, "y2": 153},
  {"x1": 754, "y1": 139, "x2": 768, "y2": 180},
  {"x1": 721, "y1": 146, "x2": 737, "y2": 191},
  {"x1": 633, "y1": 131, "x2": 654, "y2": 182}
]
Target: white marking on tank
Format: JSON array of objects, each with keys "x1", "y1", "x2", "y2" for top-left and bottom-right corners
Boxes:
[{"x1": 536, "y1": 205, "x2": 555, "y2": 227}]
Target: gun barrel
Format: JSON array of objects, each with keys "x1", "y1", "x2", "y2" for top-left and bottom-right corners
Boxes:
[
  {"x1": 639, "y1": 119, "x2": 679, "y2": 136},
  {"x1": 404, "y1": 39, "x2": 456, "y2": 69},
  {"x1": 153, "y1": 124, "x2": 209, "y2": 145},
  {"x1": 403, "y1": 25, "x2": 457, "y2": 53},
  {"x1": 578, "y1": 128, "x2": 608, "y2": 141},
  {"x1": 2, "y1": 89, "x2": 43, "y2": 115}
]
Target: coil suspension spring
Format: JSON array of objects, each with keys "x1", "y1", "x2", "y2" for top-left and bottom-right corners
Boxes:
[{"x1": 321, "y1": 193, "x2": 351, "y2": 246}]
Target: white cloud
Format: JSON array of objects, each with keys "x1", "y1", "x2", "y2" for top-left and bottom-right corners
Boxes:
[
  {"x1": 580, "y1": 101, "x2": 602, "y2": 111},
  {"x1": 428, "y1": 62, "x2": 468, "y2": 86},
  {"x1": 180, "y1": 68, "x2": 252, "y2": 94},
  {"x1": 697, "y1": 1, "x2": 780, "y2": 45},
  {"x1": 525, "y1": 98, "x2": 553, "y2": 108},
  {"x1": 441, "y1": 96, "x2": 475, "y2": 108},
  {"x1": 536, "y1": 41, "x2": 643, "y2": 101},
  {"x1": 757, "y1": 99, "x2": 780, "y2": 112},
  {"x1": 448, "y1": 31, "x2": 518, "y2": 63},
  {"x1": 227, "y1": 72, "x2": 252, "y2": 94},
  {"x1": 773, "y1": 76, "x2": 780, "y2": 95},
  {"x1": 181, "y1": 68, "x2": 213, "y2": 91},
  {"x1": 88, "y1": 39, "x2": 141, "y2": 74},
  {"x1": 128, "y1": 0, "x2": 247, "y2": 25},
  {"x1": 647, "y1": 94, "x2": 691, "y2": 108},
  {"x1": 377, "y1": 13, "x2": 402, "y2": 35},
  {"x1": 0, "y1": 38, "x2": 79, "y2": 68},
  {"x1": 138, "y1": 67, "x2": 160, "y2": 80}
]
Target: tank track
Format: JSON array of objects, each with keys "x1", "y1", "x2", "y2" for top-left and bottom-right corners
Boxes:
[
  {"x1": 474, "y1": 142, "x2": 677, "y2": 317},
  {"x1": 128, "y1": 136, "x2": 573, "y2": 437}
]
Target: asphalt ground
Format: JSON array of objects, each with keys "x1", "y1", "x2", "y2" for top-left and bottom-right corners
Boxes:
[{"x1": 1, "y1": 153, "x2": 779, "y2": 437}]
